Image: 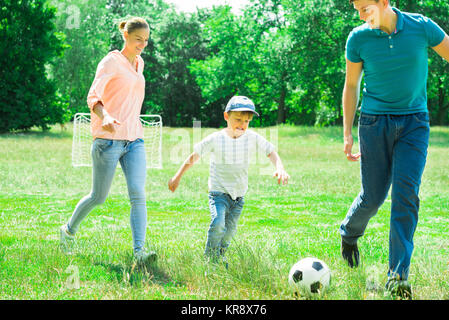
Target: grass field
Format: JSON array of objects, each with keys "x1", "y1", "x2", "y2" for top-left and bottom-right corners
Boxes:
[{"x1": 1, "y1": 124, "x2": 448, "y2": 300}]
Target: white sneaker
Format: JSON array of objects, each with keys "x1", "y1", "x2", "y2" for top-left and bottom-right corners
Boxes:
[
  {"x1": 134, "y1": 249, "x2": 157, "y2": 266},
  {"x1": 60, "y1": 224, "x2": 75, "y2": 254}
]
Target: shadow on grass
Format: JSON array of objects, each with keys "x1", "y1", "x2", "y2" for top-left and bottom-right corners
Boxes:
[
  {"x1": 0, "y1": 128, "x2": 72, "y2": 140},
  {"x1": 276, "y1": 125, "x2": 449, "y2": 148},
  {"x1": 92, "y1": 257, "x2": 176, "y2": 287},
  {"x1": 58, "y1": 236, "x2": 186, "y2": 290}
]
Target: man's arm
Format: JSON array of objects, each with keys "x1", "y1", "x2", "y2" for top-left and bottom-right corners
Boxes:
[
  {"x1": 343, "y1": 58, "x2": 363, "y2": 162},
  {"x1": 432, "y1": 34, "x2": 449, "y2": 62}
]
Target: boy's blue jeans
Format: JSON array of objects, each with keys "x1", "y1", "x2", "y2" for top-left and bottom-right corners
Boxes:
[
  {"x1": 340, "y1": 112, "x2": 430, "y2": 280},
  {"x1": 67, "y1": 138, "x2": 147, "y2": 253},
  {"x1": 205, "y1": 191, "x2": 245, "y2": 260}
]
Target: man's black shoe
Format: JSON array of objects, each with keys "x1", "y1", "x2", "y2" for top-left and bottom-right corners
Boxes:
[
  {"x1": 385, "y1": 278, "x2": 412, "y2": 300},
  {"x1": 341, "y1": 239, "x2": 360, "y2": 268}
]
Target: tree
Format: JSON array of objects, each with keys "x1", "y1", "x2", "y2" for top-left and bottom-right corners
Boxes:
[
  {"x1": 49, "y1": 0, "x2": 110, "y2": 117},
  {"x1": 284, "y1": 0, "x2": 360, "y2": 125},
  {"x1": 283, "y1": 0, "x2": 449, "y2": 125},
  {"x1": 189, "y1": 3, "x2": 291, "y2": 127},
  {"x1": 153, "y1": 11, "x2": 209, "y2": 126},
  {"x1": 0, "y1": 0, "x2": 67, "y2": 132},
  {"x1": 189, "y1": 5, "x2": 259, "y2": 127},
  {"x1": 244, "y1": 0, "x2": 299, "y2": 125}
]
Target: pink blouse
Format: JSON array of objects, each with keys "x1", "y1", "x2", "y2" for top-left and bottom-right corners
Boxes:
[{"x1": 87, "y1": 50, "x2": 145, "y2": 141}]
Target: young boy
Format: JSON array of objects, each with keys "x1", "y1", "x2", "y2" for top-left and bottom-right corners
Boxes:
[{"x1": 168, "y1": 96, "x2": 289, "y2": 265}]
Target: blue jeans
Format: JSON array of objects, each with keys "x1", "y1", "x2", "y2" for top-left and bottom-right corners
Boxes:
[
  {"x1": 205, "y1": 191, "x2": 245, "y2": 260},
  {"x1": 67, "y1": 138, "x2": 147, "y2": 253},
  {"x1": 340, "y1": 112, "x2": 430, "y2": 280}
]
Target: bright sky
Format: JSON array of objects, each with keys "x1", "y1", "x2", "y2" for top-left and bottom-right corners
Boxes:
[{"x1": 164, "y1": 0, "x2": 251, "y2": 14}]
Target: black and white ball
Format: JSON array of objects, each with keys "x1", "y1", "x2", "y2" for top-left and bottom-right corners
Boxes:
[{"x1": 288, "y1": 257, "x2": 331, "y2": 295}]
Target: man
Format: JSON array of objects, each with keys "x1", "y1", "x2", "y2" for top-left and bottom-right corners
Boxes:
[{"x1": 340, "y1": 0, "x2": 449, "y2": 299}]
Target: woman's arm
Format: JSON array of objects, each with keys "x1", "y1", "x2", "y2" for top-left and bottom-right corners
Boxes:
[{"x1": 92, "y1": 102, "x2": 121, "y2": 133}]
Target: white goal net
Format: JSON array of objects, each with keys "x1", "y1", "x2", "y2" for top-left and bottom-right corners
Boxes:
[{"x1": 72, "y1": 113, "x2": 162, "y2": 169}]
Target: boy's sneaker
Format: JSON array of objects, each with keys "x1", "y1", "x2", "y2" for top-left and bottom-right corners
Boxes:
[
  {"x1": 341, "y1": 239, "x2": 359, "y2": 268},
  {"x1": 204, "y1": 256, "x2": 228, "y2": 277},
  {"x1": 221, "y1": 255, "x2": 229, "y2": 270},
  {"x1": 385, "y1": 278, "x2": 412, "y2": 300},
  {"x1": 134, "y1": 249, "x2": 158, "y2": 266},
  {"x1": 60, "y1": 224, "x2": 75, "y2": 254}
]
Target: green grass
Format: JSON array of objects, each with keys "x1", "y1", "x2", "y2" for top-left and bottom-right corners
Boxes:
[{"x1": 1, "y1": 124, "x2": 449, "y2": 299}]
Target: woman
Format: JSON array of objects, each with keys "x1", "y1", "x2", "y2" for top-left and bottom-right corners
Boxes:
[{"x1": 60, "y1": 17, "x2": 156, "y2": 264}]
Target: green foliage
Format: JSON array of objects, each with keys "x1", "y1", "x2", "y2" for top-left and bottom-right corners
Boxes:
[
  {"x1": 189, "y1": 5, "x2": 255, "y2": 127},
  {"x1": 189, "y1": 0, "x2": 360, "y2": 126},
  {"x1": 151, "y1": 11, "x2": 209, "y2": 126},
  {"x1": 284, "y1": 0, "x2": 360, "y2": 125},
  {"x1": 49, "y1": 0, "x2": 110, "y2": 118},
  {"x1": 189, "y1": 1, "x2": 299, "y2": 127},
  {"x1": 1, "y1": 0, "x2": 448, "y2": 131},
  {"x1": 245, "y1": 0, "x2": 300, "y2": 126},
  {"x1": 0, "y1": 0, "x2": 67, "y2": 132},
  {"x1": 190, "y1": 0, "x2": 449, "y2": 126}
]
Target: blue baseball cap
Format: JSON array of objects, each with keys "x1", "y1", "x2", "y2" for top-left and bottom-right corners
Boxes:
[{"x1": 224, "y1": 96, "x2": 259, "y2": 116}]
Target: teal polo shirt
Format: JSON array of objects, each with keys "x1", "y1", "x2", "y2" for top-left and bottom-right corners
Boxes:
[{"x1": 346, "y1": 7, "x2": 446, "y2": 115}]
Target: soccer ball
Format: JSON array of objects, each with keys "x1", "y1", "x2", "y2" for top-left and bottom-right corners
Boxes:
[{"x1": 288, "y1": 257, "x2": 331, "y2": 295}]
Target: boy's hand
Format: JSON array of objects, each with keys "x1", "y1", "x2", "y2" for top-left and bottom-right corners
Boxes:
[
  {"x1": 168, "y1": 152, "x2": 198, "y2": 193},
  {"x1": 168, "y1": 176, "x2": 180, "y2": 192},
  {"x1": 273, "y1": 169, "x2": 289, "y2": 185}
]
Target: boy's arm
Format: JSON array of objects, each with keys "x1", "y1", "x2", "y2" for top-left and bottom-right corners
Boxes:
[
  {"x1": 343, "y1": 58, "x2": 363, "y2": 162},
  {"x1": 168, "y1": 152, "x2": 200, "y2": 192},
  {"x1": 268, "y1": 150, "x2": 289, "y2": 185}
]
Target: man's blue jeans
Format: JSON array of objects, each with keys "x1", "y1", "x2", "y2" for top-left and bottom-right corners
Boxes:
[
  {"x1": 205, "y1": 191, "x2": 245, "y2": 260},
  {"x1": 340, "y1": 112, "x2": 430, "y2": 280},
  {"x1": 67, "y1": 138, "x2": 147, "y2": 253}
]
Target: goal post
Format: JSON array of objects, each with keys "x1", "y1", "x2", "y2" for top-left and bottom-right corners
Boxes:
[{"x1": 72, "y1": 113, "x2": 162, "y2": 169}]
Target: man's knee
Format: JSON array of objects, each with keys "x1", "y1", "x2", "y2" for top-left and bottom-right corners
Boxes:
[{"x1": 357, "y1": 192, "x2": 387, "y2": 215}]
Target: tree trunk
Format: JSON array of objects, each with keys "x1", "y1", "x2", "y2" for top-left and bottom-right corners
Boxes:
[
  {"x1": 437, "y1": 81, "x2": 449, "y2": 125},
  {"x1": 277, "y1": 87, "x2": 287, "y2": 124}
]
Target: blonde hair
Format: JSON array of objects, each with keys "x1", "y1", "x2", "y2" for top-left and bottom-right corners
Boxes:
[{"x1": 118, "y1": 17, "x2": 149, "y2": 35}]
